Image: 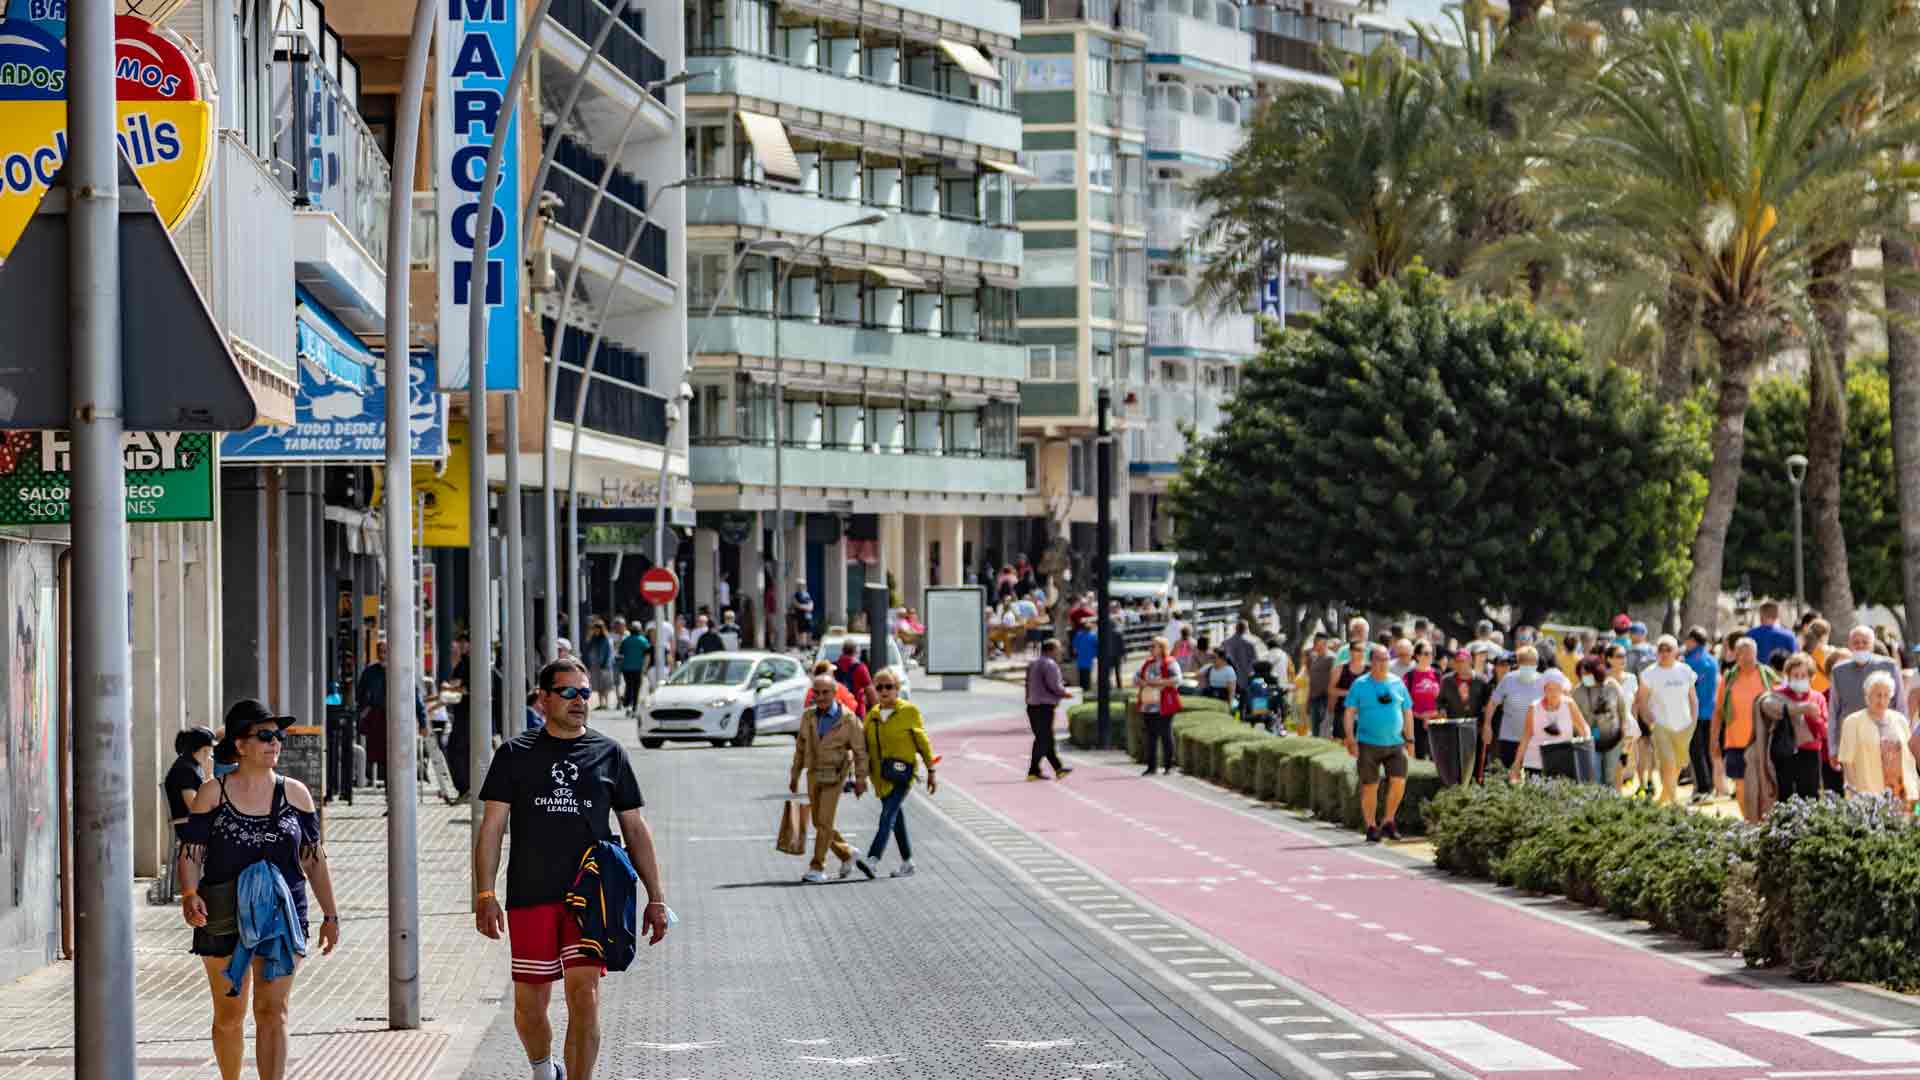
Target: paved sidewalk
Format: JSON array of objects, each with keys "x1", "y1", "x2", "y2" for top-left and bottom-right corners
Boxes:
[{"x1": 0, "y1": 789, "x2": 505, "y2": 1080}]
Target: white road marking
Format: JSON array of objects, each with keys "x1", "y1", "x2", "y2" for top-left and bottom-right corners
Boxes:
[
  {"x1": 1553, "y1": 1001, "x2": 1588, "y2": 1013},
  {"x1": 631, "y1": 1041, "x2": 723, "y2": 1052},
  {"x1": 1375, "y1": 1010, "x2": 1581, "y2": 1021},
  {"x1": 1289, "y1": 1033, "x2": 1365, "y2": 1042},
  {"x1": 1414, "y1": 945, "x2": 1445, "y2": 955},
  {"x1": 1386, "y1": 1020, "x2": 1578, "y2": 1072},
  {"x1": 1188, "y1": 971, "x2": 1255, "y2": 979},
  {"x1": 1445, "y1": 958, "x2": 1475, "y2": 968},
  {"x1": 1234, "y1": 999, "x2": 1306, "y2": 1007},
  {"x1": 1168, "y1": 958, "x2": 1230, "y2": 966},
  {"x1": 1320, "y1": 1051, "x2": 1399, "y2": 1060},
  {"x1": 1345, "y1": 1071, "x2": 1436, "y2": 1079},
  {"x1": 1336, "y1": 913, "x2": 1360, "y2": 921},
  {"x1": 1513, "y1": 985, "x2": 1547, "y2": 996},
  {"x1": 1386, "y1": 933, "x2": 1413, "y2": 942},
  {"x1": 1733, "y1": 1013, "x2": 1920, "y2": 1064},
  {"x1": 985, "y1": 1039, "x2": 1079, "y2": 1051},
  {"x1": 1148, "y1": 946, "x2": 1209, "y2": 954},
  {"x1": 1562, "y1": 1015, "x2": 1767, "y2": 1068},
  {"x1": 1212, "y1": 983, "x2": 1280, "y2": 991},
  {"x1": 1477, "y1": 969, "x2": 1508, "y2": 979},
  {"x1": 1258, "y1": 1016, "x2": 1335, "y2": 1026},
  {"x1": 1360, "y1": 922, "x2": 1385, "y2": 931}
]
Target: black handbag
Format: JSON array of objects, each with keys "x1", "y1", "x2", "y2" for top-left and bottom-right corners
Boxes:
[{"x1": 879, "y1": 757, "x2": 915, "y2": 786}]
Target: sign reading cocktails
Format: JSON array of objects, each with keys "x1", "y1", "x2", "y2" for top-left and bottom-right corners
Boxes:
[{"x1": 0, "y1": 12, "x2": 214, "y2": 261}]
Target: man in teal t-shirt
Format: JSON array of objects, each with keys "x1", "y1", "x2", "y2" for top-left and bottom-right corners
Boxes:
[
  {"x1": 1343, "y1": 644, "x2": 1414, "y2": 844},
  {"x1": 618, "y1": 623, "x2": 652, "y2": 713}
]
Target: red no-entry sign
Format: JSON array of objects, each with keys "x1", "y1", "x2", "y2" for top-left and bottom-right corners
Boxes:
[{"x1": 639, "y1": 566, "x2": 679, "y2": 606}]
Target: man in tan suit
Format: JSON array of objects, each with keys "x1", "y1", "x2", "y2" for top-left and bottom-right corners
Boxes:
[{"x1": 789, "y1": 673, "x2": 869, "y2": 883}]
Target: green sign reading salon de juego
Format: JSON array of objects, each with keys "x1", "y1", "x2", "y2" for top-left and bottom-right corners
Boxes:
[{"x1": 0, "y1": 431, "x2": 215, "y2": 525}]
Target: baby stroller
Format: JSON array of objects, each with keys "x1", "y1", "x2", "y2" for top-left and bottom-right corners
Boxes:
[{"x1": 1241, "y1": 660, "x2": 1281, "y2": 732}]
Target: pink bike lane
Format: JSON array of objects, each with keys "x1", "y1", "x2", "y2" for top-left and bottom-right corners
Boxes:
[{"x1": 937, "y1": 715, "x2": 1920, "y2": 1079}]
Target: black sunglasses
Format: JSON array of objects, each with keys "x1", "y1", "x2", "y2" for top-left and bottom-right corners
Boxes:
[
  {"x1": 545, "y1": 686, "x2": 590, "y2": 700},
  {"x1": 874, "y1": 682, "x2": 899, "y2": 692},
  {"x1": 251, "y1": 728, "x2": 285, "y2": 744}
]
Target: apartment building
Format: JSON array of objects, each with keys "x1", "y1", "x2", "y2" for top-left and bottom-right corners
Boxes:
[
  {"x1": 1018, "y1": 0, "x2": 1469, "y2": 558},
  {"x1": 680, "y1": 0, "x2": 1026, "y2": 634}
]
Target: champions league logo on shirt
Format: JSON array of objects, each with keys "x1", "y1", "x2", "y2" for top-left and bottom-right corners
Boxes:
[{"x1": 535, "y1": 759, "x2": 583, "y2": 814}]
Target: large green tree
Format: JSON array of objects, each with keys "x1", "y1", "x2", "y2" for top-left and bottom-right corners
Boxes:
[
  {"x1": 1723, "y1": 364, "x2": 1903, "y2": 615},
  {"x1": 1168, "y1": 270, "x2": 1705, "y2": 639}
]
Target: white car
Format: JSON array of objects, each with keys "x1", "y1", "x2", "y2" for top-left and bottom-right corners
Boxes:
[
  {"x1": 1108, "y1": 551, "x2": 1181, "y2": 608},
  {"x1": 638, "y1": 652, "x2": 809, "y2": 749},
  {"x1": 814, "y1": 632, "x2": 913, "y2": 700}
]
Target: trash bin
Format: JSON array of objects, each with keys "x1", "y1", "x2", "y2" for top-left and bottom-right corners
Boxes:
[
  {"x1": 1542, "y1": 737, "x2": 1601, "y2": 783},
  {"x1": 1428, "y1": 717, "x2": 1479, "y2": 786}
]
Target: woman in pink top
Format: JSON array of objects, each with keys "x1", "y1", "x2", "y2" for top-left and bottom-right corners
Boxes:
[
  {"x1": 1776, "y1": 652, "x2": 1829, "y2": 801},
  {"x1": 1404, "y1": 641, "x2": 1443, "y2": 760}
]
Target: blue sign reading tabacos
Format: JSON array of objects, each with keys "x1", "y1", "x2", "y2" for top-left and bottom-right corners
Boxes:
[
  {"x1": 435, "y1": 0, "x2": 520, "y2": 393},
  {"x1": 222, "y1": 345, "x2": 449, "y2": 462}
]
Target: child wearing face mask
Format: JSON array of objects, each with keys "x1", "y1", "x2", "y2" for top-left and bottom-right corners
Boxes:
[{"x1": 1775, "y1": 651, "x2": 1830, "y2": 801}]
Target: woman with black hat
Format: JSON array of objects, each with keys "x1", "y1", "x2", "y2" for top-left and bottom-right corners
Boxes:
[{"x1": 177, "y1": 699, "x2": 340, "y2": 1080}]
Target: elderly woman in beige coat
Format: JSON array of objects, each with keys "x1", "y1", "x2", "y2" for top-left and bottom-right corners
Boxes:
[
  {"x1": 1837, "y1": 670, "x2": 1920, "y2": 812},
  {"x1": 789, "y1": 673, "x2": 869, "y2": 883}
]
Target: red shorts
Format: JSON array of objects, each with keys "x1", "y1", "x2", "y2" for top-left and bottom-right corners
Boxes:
[{"x1": 507, "y1": 902, "x2": 604, "y2": 984}]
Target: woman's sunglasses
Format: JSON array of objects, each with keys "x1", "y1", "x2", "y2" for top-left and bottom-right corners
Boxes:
[
  {"x1": 545, "y1": 686, "x2": 591, "y2": 700},
  {"x1": 251, "y1": 728, "x2": 285, "y2": 744},
  {"x1": 874, "y1": 683, "x2": 899, "y2": 692}
]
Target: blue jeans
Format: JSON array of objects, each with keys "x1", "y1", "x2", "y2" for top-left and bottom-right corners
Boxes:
[
  {"x1": 868, "y1": 785, "x2": 912, "y2": 861},
  {"x1": 1308, "y1": 696, "x2": 1328, "y2": 738}
]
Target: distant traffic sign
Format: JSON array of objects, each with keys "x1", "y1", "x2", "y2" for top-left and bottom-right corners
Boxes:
[{"x1": 640, "y1": 566, "x2": 679, "y2": 606}]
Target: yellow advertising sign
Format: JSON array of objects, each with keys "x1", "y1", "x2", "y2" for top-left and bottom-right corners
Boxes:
[
  {"x1": 376, "y1": 418, "x2": 473, "y2": 549},
  {"x1": 0, "y1": 99, "x2": 213, "y2": 260}
]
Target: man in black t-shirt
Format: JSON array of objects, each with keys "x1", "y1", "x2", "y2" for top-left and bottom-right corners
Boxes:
[{"x1": 474, "y1": 658, "x2": 668, "y2": 1080}]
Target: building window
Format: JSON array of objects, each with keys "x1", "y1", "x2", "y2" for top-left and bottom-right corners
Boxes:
[
  {"x1": 1088, "y1": 55, "x2": 1111, "y2": 94},
  {"x1": 982, "y1": 402, "x2": 1018, "y2": 457},
  {"x1": 1089, "y1": 253, "x2": 1113, "y2": 286},
  {"x1": 1028, "y1": 345, "x2": 1070, "y2": 381},
  {"x1": 1023, "y1": 249, "x2": 1078, "y2": 286},
  {"x1": 1069, "y1": 440, "x2": 1092, "y2": 496},
  {"x1": 1021, "y1": 442, "x2": 1037, "y2": 489},
  {"x1": 1022, "y1": 149, "x2": 1076, "y2": 187},
  {"x1": 1088, "y1": 150, "x2": 1115, "y2": 191},
  {"x1": 1020, "y1": 56, "x2": 1074, "y2": 89}
]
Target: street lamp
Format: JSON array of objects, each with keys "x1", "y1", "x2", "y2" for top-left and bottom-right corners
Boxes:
[
  {"x1": 1787, "y1": 452, "x2": 1809, "y2": 618},
  {"x1": 561, "y1": 177, "x2": 694, "y2": 643},
  {"x1": 770, "y1": 212, "x2": 887, "y2": 653},
  {"x1": 540, "y1": 69, "x2": 708, "y2": 661}
]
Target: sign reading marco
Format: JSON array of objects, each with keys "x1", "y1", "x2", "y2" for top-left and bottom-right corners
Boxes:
[{"x1": 436, "y1": 0, "x2": 522, "y2": 393}]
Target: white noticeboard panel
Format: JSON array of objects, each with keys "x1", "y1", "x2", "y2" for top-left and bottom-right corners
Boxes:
[{"x1": 923, "y1": 586, "x2": 986, "y2": 676}]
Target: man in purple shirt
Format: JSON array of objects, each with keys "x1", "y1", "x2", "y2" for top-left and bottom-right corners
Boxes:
[{"x1": 1025, "y1": 640, "x2": 1076, "y2": 781}]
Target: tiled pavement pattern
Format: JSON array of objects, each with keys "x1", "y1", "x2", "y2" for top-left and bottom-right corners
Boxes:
[
  {"x1": 0, "y1": 790, "x2": 502, "y2": 1079},
  {"x1": 448, "y1": 692, "x2": 1341, "y2": 1080}
]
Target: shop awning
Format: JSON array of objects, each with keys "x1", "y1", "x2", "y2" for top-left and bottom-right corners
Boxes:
[
  {"x1": 736, "y1": 110, "x2": 802, "y2": 186},
  {"x1": 939, "y1": 39, "x2": 1002, "y2": 84},
  {"x1": 295, "y1": 303, "x2": 372, "y2": 391},
  {"x1": 982, "y1": 157, "x2": 1036, "y2": 181},
  {"x1": 866, "y1": 265, "x2": 928, "y2": 289}
]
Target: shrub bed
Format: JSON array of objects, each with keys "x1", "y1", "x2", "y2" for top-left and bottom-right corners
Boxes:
[{"x1": 1423, "y1": 781, "x2": 1920, "y2": 988}]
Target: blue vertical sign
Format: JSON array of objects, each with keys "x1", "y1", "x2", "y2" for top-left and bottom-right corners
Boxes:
[{"x1": 436, "y1": 0, "x2": 521, "y2": 391}]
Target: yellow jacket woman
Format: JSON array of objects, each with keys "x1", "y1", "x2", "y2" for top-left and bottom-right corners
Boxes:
[{"x1": 855, "y1": 673, "x2": 934, "y2": 879}]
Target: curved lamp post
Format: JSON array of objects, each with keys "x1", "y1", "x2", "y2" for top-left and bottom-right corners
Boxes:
[
  {"x1": 1787, "y1": 452, "x2": 1809, "y2": 618},
  {"x1": 768, "y1": 212, "x2": 887, "y2": 651}
]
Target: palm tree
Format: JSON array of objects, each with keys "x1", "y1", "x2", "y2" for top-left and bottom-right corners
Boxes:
[
  {"x1": 1190, "y1": 46, "x2": 1453, "y2": 313},
  {"x1": 1514, "y1": 18, "x2": 1906, "y2": 632}
]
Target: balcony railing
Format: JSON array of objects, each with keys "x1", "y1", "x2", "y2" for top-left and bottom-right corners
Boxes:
[
  {"x1": 554, "y1": 364, "x2": 670, "y2": 445},
  {"x1": 1148, "y1": 103, "x2": 1246, "y2": 163},
  {"x1": 1148, "y1": 7, "x2": 1252, "y2": 74},
  {"x1": 275, "y1": 49, "x2": 392, "y2": 265},
  {"x1": 549, "y1": 0, "x2": 669, "y2": 100},
  {"x1": 1021, "y1": 0, "x2": 1144, "y2": 33},
  {"x1": 1149, "y1": 305, "x2": 1256, "y2": 354},
  {"x1": 544, "y1": 162, "x2": 669, "y2": 278}
]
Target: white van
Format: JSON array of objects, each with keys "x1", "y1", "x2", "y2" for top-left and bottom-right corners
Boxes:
[{"x1": 1107, "y1": 552, "x2": 1180, "y2": 608}]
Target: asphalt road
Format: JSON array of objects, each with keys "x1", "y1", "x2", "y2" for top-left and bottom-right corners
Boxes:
[{"x1": 442, "y1": 679, "x2": 1920, "y2": 1080}]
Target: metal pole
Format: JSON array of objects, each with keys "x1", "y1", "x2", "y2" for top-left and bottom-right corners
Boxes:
[
  {"x1": 561, "y1": 182, "x2": 683, "y2": 646},
  {"x1": 383, "y1": 0, "x2": 435, "y2": 1032},
  {"x1": 653, "y1": 423, "x2": 672, "y2": 693},
  {"x1": 70, "y1": 0, "x2": 133, "y2": 1073},
  {"x1": 766, "y1": 214, "x2": 883, "y2": 655},
  {"x1": 504, "y1": 398, "x2": 525, "y2": 709},
  {"x1": 1793, "y1": 483, "x2": 1805, "y2": 616},
  {"x1": 416, "y1": 494, "x2": 426, "y2": 675},
  {"x1": 466, "y1": 0, "x2": 552, "y2": 818},
  {"x1": 1096, "y1": 387, "x2": 1113, "y2": 749}
]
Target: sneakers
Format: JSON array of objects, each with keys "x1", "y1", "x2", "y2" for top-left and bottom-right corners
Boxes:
[
  {"x1": 1026, "y1": 774, "x2": 1045, "y2": 782},
  {"x1": 1142, "y1": 766, "x2": 1158, "y2": 777},
  {"x1": 1364, "y1": 825, "x2": 1380, "y2": 844},
  {"x1": 801, "y1": 869, "x2": 826, "y2": 884},
  {"x1": 1055, "y1": 768, "x2": 1074, "y2": 781},
  {"x1": 891, "y1": 861, "x2": 916, "y2": 878},
  {"x1": 855, "y1": 857, "x2": 877, "y2": 880},
  {"x1": 1381, "y1": 821, "x2": 1400, "y2": 842},
  {"x1": 838, "y1": 858, "x2": 854, "y2": 881}
]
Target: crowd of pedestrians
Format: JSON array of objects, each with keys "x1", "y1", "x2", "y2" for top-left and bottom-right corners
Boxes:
[{"x1": 1288, "y1": 603, "x2": 1920, "y2": 821}]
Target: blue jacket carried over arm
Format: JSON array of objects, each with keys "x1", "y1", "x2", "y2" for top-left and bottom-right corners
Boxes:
[
  {"x1": 564, "y1": 840, "x2": 640, "y2": 972},
  {"x1": 223, "y1": 861, "x2": 306, "y2": 995}
]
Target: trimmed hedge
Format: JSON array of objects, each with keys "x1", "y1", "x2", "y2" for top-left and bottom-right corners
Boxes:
[{"x1": 1423, "y1": 782, "x2": 1920, "y2": 989}]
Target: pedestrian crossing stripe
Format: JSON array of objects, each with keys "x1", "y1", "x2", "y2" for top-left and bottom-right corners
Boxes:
[
  {"x1": 1377, "y1": 1012, "x2": 1920, "y2": 1073},
  {"x1": 1733, "y1": 1011, "x2": 1920, "y2": 1064},
  {"x1": 1386, "y1": 1020, "x2": 1577, "y2": 1072},
  {"x1": 1561, "y1": 1016, "x2": 1767, "y2": 1068}
]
